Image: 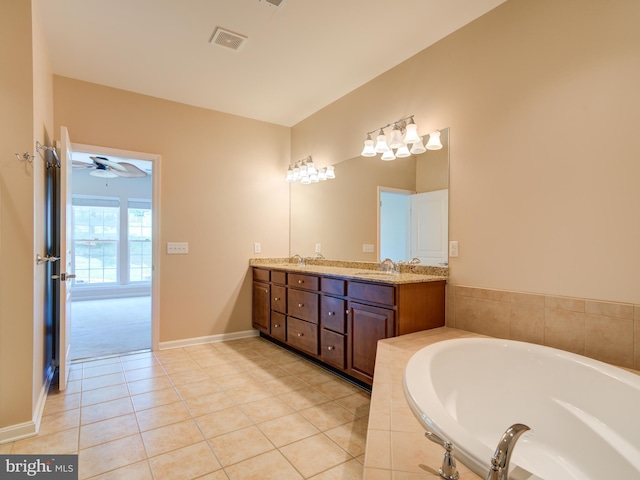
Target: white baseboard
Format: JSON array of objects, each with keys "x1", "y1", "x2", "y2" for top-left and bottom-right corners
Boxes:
[
  {"x1": 33, "y1": 364, "x2": 55, "y2": 433},
  {"x1": 0, "y1": 421, "x2": 36, "y2": 445},
  {"x1": 158, "y1": 329, "x2": 259, "y2": 350}
]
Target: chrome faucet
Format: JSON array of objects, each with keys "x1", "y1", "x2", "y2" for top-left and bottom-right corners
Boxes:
[
  {"x1": 424, "y1": 431, "x2": 459, "y2": 480},
  {"x1": 380, "y1": 258, "x2": 396, "y2": 274},
  {"x1": 486, "y1": 424, "x2": 530, "y2": 480},
  {"x1": 291, "y1": 254, "x2": 305, "y2": 266},
  {"x1": 409, "y1": 257, "x2": 421, "y2": 265}
]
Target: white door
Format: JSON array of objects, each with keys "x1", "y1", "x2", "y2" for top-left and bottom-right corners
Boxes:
[
  {"x1": 57, "y1": 126, "x2": 75, "y2": 390},
  {"x1": 410, "y1": 189, "x2": 448, "y2": 266}
]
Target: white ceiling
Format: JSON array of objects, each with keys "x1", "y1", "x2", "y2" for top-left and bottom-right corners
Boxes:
[{"x1": 36, "y1": 0, "x2": 506, "y2": 127}]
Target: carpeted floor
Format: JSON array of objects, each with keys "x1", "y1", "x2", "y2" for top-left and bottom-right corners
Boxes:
[{"x1": 71, "y1": 296, "x2": 151, "y2": 360}]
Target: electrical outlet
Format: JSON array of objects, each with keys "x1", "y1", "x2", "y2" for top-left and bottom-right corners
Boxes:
[
  {"x1": 315, "y1": 243, "x2": 322, "y2": 253},
  {"x1": 449, "y1": 241, "x2": 459, "y2": 257},
  {"x1": 363, "y1": 244, "x2": 375, "y2": 253},
  {"x1": 167, "y1": 242, "x2": 189, "y2": 254},
  {"x1": 254, "y1": 243, "x2": 262, "y2": 254}
]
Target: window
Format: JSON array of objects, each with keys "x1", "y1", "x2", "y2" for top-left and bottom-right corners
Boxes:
[
  {"x1": 72, "y1": 196, "x2": 153, "y2": 287},
  {"x1": 128, "y1": 202, "x2": 152, "y2": 283},
  {"x1": 73, "y1": 198, "x2": 120, "y2": 284}
]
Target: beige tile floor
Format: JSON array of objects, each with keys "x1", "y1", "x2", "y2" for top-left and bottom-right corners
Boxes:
[{"x1": 3, "y1": 337, "x2": 370, "y2": 479}]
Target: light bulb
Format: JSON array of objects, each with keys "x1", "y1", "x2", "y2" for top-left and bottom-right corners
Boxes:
[
  {"x1": 325, "y1": 165, "x2": 335, "y2": 179},
  {"x1": 381, "y1": 149, "x2": 396, "y2": 161},
  {"x1": 361, "y1": 134, "x2": 376, "y2": 157},
  {"x1": 388, "y1": 125, "x2": 405, "y2": 149},
  {"x1": 395, "y1": 144, "x2": 411, "y2": 158},
  {"x1": 374, "y1": 129, "x2": 389, "y2": 153},
  {"x1": 403, "y1": 122, "x2": 421, "y2": 144},
  {"x1": 410, "y1": 138, "x2": 426, "y2": 155},
  {"x1": 426, "y1": 131, "x2": 443, "y2": 150}
]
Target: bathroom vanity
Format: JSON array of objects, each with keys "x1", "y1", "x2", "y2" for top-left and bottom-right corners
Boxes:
[{"x1": 251, "y1": 262, "x2": 447, "y2": 385}]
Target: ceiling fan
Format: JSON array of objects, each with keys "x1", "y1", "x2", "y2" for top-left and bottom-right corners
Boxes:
[{"x1": 72, "y1": 156, "x2": 148, "y2": 178}]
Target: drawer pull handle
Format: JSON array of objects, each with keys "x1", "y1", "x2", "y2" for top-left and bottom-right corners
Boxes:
[
  {"x1": 328, "y1": 312, "x2": 334, "y2": 316},
  {"x1": 297, "y1": 333, "x2": 304, "y2": 337},
  {"x1": 298, "y1": 280, "x2": 304, "y2": 284},
  {"x1": 346, "y1": 309, "x2": 350, "y2": 314},
  {"x1": 274, "y1": 324, "x2": 280, "y2": 328},
  {"x1": 274, "y1": 297, "x2": 280, "y2": 301},
  {"x1": 298, "y1": 303, "x2": 304, "y2": 307},
  {"x1": 327, "y1": 346, "x2": 334, "y2": 351}
]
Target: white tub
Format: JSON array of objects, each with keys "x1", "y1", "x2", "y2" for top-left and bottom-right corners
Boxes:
[{"x1": 403, "y1": 338, "x2": 640, "y2": 480}]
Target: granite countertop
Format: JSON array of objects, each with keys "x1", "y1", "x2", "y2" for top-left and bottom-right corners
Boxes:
[{"x1": 249, "y1": 258, "x2": 448, "y2": 285}]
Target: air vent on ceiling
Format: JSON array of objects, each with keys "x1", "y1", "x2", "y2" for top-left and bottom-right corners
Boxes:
[
  {"x1": 210, "y1": 27, "x2": 247, "y2": 51},
  {"x1": 259, "y1": 0, "x2": 285, "y2": 7}
]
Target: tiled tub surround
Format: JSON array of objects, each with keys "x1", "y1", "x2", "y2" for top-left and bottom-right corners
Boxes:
[
  {"x1": 447, "y1": 285, "x2": 640, "y2": 371},
  {"x1": 362, "y1": 327, "x2": 640, "y2": 479},
  {"x1": 3, "y1": 337, "x2": 371, "y2": 479}
]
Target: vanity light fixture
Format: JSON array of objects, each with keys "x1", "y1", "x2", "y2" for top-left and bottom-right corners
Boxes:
[
  {"x1": 361, "y1": 115, "x2": 442, "y2": 159},
  {"x1": 286, "y1": 156, "x2": 335, "y2": 184}
]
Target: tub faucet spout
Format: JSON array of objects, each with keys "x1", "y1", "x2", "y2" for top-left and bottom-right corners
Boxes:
[{"x1": 486, "y1": 424, "x2": 530, "y2": 480}]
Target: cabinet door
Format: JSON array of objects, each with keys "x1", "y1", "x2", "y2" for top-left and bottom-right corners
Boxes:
[
  {"x1": 347, "y1": 302, "x2": 395, "y2": 383},
  {"x1": 252, "y1": 281, "x2": 270, "y2": 334}
]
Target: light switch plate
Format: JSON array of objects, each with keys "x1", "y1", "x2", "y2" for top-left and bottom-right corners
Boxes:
[
  {"x1": 167, "y1": 242, "x2": 189, "y2": 254},
  {"x1": 363, "y1": 244, "x2": 375, "y2": 253},
  {"x1": 315, "y1": 243, "x2": 322, "y2": 253},
  {"x1": 449, "y1": 241, "x2": 459, "y2": 257}
]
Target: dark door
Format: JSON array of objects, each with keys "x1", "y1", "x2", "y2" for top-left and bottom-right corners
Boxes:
[{"x1": 44, "y1": 153, "x2": 60, "y2": 375}]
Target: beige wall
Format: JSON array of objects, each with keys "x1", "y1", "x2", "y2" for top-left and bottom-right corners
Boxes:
[
  {"x1": 0, "y1": 0, "x2": 52, "y2": 432},
  {"x1": 292, "y1": 0, "x2": 640, "y2": 306},
  {"x1": 53, "y1": 77, "x2": 291, "y2": 343}
]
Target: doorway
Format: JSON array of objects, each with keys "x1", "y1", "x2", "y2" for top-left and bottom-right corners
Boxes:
[
  {"x1": 378, "y1": 187, "x2": 449, "y2": 266},
  {"x1": 69, "y1": 146, "x2": 157, "y2": 360}
]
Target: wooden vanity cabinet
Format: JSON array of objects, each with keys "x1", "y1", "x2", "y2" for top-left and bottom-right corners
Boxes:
[
  {"x1": 252, "y1": 281, "x2": 270, "y2": 334},
  {"x1": 252, "y1": 267, "x2": 445, "y2": 386}
]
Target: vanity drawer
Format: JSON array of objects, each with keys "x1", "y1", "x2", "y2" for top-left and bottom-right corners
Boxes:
[
  {"x1": 253, "y1": 268, "x2": 270, "y2": 282},
  {"x1": 320, "y1": 329, "x2": 346, "y2": 369},
  {"x1": 288, "y1": 273, "x2": 319, "y2": 291},
  {"x1": 288, "y1": 289, "x2": 319, "y2": 323},
  {"x1": 348, "y1": 281, "x2": 395, "y2": 306},
  {"x1": 271, "y1": 271, "x2": 287, "y2": 285},
  {"x1": 321, "y1": 277, "x2": 346, "y2": 296},
  {"x1": 287, "y1": 317, "x2": 319, "y2": 355},
  {"x1": 270, "y1": 312, "x2": 287, "y2": 342},
  {"x1": 321, "y1": 296, "x2": 346, "y2": 333},
  {"x1": 271, "y1": 285, "x2": 287, "y2": 314}
]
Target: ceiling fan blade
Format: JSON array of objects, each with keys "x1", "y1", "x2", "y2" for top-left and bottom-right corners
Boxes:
[
  {"x1": 111, "y1": 162, "x2": 148, "y2": 178},
  {"x1": 90, "y1": 156, "x2": 127, "y2": 172},
  {"x1": 72, "y1": 160, "x2": 93, "y2": 169}
]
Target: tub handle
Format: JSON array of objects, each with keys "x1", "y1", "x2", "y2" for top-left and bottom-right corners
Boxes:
[{"x1": 424, "y1": 431, "x2": 459, "y2": 480}]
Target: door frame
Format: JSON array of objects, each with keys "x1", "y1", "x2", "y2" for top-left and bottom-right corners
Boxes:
[{"x1": 72, "y1": 142, "x2": 162, "y2": 351}]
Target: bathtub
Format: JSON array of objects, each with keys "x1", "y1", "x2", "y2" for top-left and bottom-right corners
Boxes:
[{"x1": 403, "y1": 338, "x2": 640, "y2": 480}]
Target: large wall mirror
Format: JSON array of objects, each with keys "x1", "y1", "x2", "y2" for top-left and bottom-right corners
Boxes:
[{"x1": 290, "y1": 128, "x2": 449, "y2": 266}]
